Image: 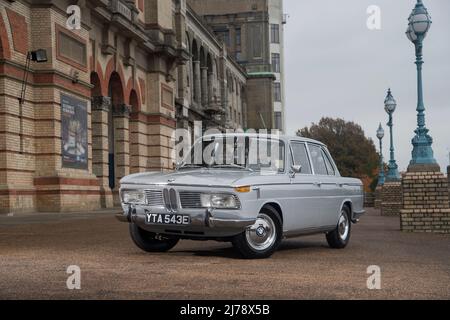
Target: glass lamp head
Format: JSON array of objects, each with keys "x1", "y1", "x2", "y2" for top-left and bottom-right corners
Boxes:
[
  {"x1": 384, "y1": 89, "x2": 397, "y2": 114},
  {"x1": 406, "y1": 0, "x2": 432, "y2": 43},
  {"x1": 377, "y1": 123, "x2": 385, "y2": 140}
]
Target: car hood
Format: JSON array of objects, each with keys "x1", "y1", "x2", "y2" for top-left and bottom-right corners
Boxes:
[{"x1": 120, "y1": 169, "x2": 257, "y2": 187}]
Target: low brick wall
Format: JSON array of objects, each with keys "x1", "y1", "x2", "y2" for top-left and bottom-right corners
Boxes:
[
  {"x1": 400, "y1": 171, "x2": 450, "y2": 234},
  {"x1": 374, "y1": 186, "x2": 382, "y2": 210},
  {"x1": 448, "y1": 166, "x2": 450, "y2": 208},
  {"x1": 381, "y1": 181, "x2": 402, "y2": 216},
  {"x1": 364, "y1": 192, "x2": 375, "y2": 208}
]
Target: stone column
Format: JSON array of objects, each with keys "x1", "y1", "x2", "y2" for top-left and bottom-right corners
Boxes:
[
  {"x1": 207, "y1": 71, "x2": 214, "y2": 107},
  {"x1": 92, "y1": 96, "x2": 113, "y2": 208},
  {"x1": 381, "y1": 181, "x2": 402, "y2": 216},
  {"x1": 193, "y1": 61, "x2": 201, "y2": 104},
  {"x1": 112, "y1": 104, "x2": 131, "y2": 206},
  {"x1": 201, "y1": 67, "x2": 208, "y2": 107},
  {"x1": 401, "y1": 170, "x2": 450, "y2": 234}
]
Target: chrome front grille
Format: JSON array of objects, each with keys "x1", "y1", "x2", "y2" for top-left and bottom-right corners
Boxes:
[
  {"x1": 145, "y1": 190, "x2": 164, "y2": 207},
  {"x1": 179, "y1": 192, "x2": 203, "y2": 209}
]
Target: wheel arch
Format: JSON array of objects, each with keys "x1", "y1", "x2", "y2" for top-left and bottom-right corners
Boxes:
[
  {"x1": 340, "y1": 199, "x2": 354, "y2": 221},
  {"x1": 260, "y1": 202, "x2": 283, "y2": 223}
]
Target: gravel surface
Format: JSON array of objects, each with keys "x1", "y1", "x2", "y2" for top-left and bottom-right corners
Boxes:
[{"x1": 0, "y1": 208, "x2": 449, "y2": 300}]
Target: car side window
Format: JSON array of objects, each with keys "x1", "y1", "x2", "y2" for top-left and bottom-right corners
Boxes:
[
  {"x1": 308, "y1": 144, "x2": 328, "y2": 175},
  {"x1": 322, "y1": 148, "x2": 336, "y2": 176},
  {"x1": 290, "y1": 142, "x2": 312, "y2": 174}
]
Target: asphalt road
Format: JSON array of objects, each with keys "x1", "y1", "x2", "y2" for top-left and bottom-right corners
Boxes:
[{"x1": 0, "y1": 208, "x2": 449, "y2": 300}]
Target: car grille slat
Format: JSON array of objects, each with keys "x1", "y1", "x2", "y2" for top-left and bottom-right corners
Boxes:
[
  {"x1": 169, "y1": 188, "x2": 178, "y2": 211},
  {"x1": 145, "y1": 190, "x2": 164, "y2": 207},
  {"x1": 179, "y1": 192, "x2": 203, "y2": 209}
]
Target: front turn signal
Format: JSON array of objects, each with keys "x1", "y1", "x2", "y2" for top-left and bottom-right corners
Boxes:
[{"x1": 234, "y1": 186, "x2": 251, "y2": 193}]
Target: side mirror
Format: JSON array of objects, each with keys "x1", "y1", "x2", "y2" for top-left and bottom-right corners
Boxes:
[{"x1": 291, "y1": 165, "x2": 302, "y2": 173}]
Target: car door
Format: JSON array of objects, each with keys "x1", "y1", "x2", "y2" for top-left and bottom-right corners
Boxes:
[
  {"x1": 286, "y1": 141, "x2": 324, "y2": 232},
  {"x1": 307, "y1": 144, "x2": 341, "y2": 228}
]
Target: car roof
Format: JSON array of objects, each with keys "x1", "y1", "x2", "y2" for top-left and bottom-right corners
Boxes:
[{"x1": 201, "y1": 133, "x2": 326, "y2": 147}]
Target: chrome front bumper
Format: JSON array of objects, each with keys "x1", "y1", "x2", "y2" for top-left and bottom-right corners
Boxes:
[{"x1": 115, "y1": 205, "x2": 256, "y2": 230}]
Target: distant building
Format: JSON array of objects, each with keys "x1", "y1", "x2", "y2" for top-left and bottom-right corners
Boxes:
[{"x1": 188, "y1": 0, "x2": 286, "y2": 132}]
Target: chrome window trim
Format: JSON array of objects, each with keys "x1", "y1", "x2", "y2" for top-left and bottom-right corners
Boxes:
[{"x1": 288, "y1": 141, "x2": 314, "y2": 176}]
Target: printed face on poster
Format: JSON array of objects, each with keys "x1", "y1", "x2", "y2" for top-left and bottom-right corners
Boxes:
[{"x1": 61, "y1": 93, "x2": 88, "y2": 170}]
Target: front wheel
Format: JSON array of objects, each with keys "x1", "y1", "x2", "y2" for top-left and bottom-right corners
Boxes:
[
  {"x1": 326, "y1": 206, "x2": 352, "y2": 249},
  {"x1": 232, "y1": 205, "x2": 282, "y2": 259},
  {"x1": 129, "y1": 223, "x2": 179, "y2": 253}
]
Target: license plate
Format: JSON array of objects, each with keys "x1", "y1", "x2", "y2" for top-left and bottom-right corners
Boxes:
[{"x1": 145, "y1": 212, "x2": 191, "y2": 226}]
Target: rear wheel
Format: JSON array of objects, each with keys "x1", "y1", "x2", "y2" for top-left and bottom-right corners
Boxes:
[
  {"x1": 129, "y1": 223, "x2": 179, "y2": 252},
  {"x1": 326, "y1": 206, "x2": 352, "y2": 249},
  {"x1": 232, "y1": 205, "x2": 282, "y2": 259}
]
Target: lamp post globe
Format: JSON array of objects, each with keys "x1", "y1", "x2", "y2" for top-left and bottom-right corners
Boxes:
[
  {"x1": 377, "y1": 123, "x2": 385, "y2": 141},
  {"x1": 384, "y1": 89, "x2": 400, "y2": 181},
  {"x1": 377, "y1": 123, "x2": 385, "y2": 186},
  {"x1": 384, "y1": 89, "x2": 397, "y2": 114},
  {"x1": 406, "y1": 0, "x2": 439, "y2": 171}
]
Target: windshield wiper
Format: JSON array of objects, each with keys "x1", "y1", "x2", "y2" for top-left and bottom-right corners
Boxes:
[{"x1": 212, "y1": 164, "x2": 254, "y2": 172}]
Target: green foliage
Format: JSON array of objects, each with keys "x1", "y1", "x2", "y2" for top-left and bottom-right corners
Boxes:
[{"x1": 297, "y1": 118, "x2": 379, "y2": 182}]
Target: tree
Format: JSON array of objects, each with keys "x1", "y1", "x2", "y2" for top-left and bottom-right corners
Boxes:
[{"x1": 297, "y1": 118, "x2": 379, "y2": 190}]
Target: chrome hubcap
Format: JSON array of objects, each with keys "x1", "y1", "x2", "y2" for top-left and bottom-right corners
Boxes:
[
  {"x1": 246, "y1": 213, "x2": 276, "y2": 251},
  {"x1": 338, "y1": 211, "x2": 349, "y2": 241}
]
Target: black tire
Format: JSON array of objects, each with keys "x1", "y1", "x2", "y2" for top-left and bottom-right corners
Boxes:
[
  {"x1": 232, "y1": 205, "x2": 282, "y2": 259},
  {"x1": 129, "y1": 223, "x2": 179, "y2": 253},
  {"x1": 326, "y1": 206, "x2": 352, "y2": 249}
]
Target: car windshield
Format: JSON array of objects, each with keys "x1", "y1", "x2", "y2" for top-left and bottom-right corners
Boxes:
[{"x1": 178, "y1": 136, "x2": 285, "y2": 173}]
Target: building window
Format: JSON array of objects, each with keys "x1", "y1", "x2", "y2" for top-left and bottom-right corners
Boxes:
[
  {"x1": 271, "y1": 24, "x2": 280, "y2": 44},
  {"x1": 235, "y1": 51, "x2": 242, "y2": 61},
  {"x1": 235, "y1": 27, "x2": 241, "y2": 47},
  {"x1": 57, "y1": 28, "x2": 87, "y2": 69},
  {"x1": 275, "y1": 112, "x2": 282, "y2": 130},
  {"x1": 274, "y1": 82, "x2": 282, "y2": 102},
  {"x1": 272, "y1": 53, "x2": 281, "y2": 73},
  {"x1": 223, "y1": 31, "x2": 230, "y2": 46}
]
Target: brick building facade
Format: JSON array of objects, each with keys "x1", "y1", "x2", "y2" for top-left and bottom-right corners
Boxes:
[{"x1": 0, "y1": 0, "x2": 274, "y2": 214}]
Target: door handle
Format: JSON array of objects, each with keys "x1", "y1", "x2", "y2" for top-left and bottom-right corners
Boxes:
[{"x1": 314, "y1": 182, "x2": 322, "y2": 187}]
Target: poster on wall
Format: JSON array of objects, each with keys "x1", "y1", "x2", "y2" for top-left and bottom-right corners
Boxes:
[{"x1": 61, "y1": 93, "x2": 88, "y2": 170}]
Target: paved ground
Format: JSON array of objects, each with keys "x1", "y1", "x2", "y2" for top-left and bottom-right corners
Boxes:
[{"x1": 0, "y1": 208, "x2": 449, "y2": 300}]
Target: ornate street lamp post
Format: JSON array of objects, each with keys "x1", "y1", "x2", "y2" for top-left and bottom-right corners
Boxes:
[
  {"x1": 384, "y1": 89, "x2": 400, "y2": 181},
  {"x1": 376, "y1": 124, "x2": 385, "y2": 186},
  {"x1": 406, "y1": 0, "x2": 439, "y2": 171}
]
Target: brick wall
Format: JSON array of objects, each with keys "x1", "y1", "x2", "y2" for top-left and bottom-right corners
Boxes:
[
  {"x1": 374, "y1": 185, "x2": 382, "y2": 210},
  {"x1": 400, "y1": 171, "x2": 450, "y2": 234},
  {"x1": 448, "y1": 166, "x2": 450, "y2": 208},
  {"x1": 381, "y1": 181, "x2": 402, "y2": 216},
  {"x1": 364, "y1": 192, "x2": 375, "y2": 208}
]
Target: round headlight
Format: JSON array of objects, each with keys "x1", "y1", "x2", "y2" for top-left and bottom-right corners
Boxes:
[
  {"x1": 211, "y1": 194, "x2": 237, "y2": 208},
  {"x1": 200, "y1": 193, "x2": 240, "y2": 209},
  {"x1": 122, "y1": 190, "x2": 146, "y2": 204}
]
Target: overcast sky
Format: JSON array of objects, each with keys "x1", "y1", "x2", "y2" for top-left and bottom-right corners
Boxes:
[{"x1": 284, "y1": 0, "x2": 450, "y2": 172}]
